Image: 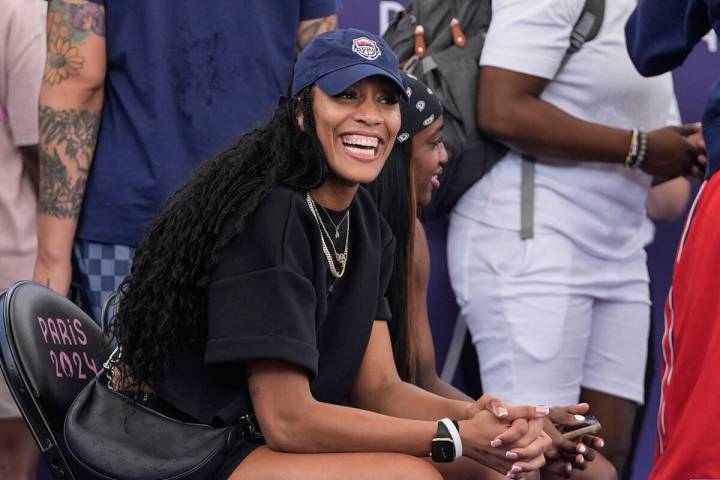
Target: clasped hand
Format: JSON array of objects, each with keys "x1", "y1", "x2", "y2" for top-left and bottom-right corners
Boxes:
[
  {"x1": 644, "y1": 123, "x2": 707, "y2": 180},
  {"x1": 460, "y1": 395, "x2": 550, "y2": 478},
  {"x1": 460, "y1": 395, "x2": 606, "y2": 479}
]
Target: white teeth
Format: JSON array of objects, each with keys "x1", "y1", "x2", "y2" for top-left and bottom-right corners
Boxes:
[
  {"x1": 342, "y1": 134, "x2": 379, "y2": 148},
  {"x1": 344, "y1": 145, "x2": 377, "y2": 158}
]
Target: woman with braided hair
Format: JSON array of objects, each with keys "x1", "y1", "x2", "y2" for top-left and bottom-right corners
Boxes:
[{"x1": 109, "y1": 29, "x2": 551, "y2": 479}]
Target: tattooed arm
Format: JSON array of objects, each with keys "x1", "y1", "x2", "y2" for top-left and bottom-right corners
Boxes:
[
  {"x1": 33, "y1": 0, "x2": 106, "y2": 295},
  {"x1": 296, "y1": 14, "x2": 337, "y2": 54}
]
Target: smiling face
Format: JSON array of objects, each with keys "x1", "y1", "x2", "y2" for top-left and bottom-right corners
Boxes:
[
  {"x1": 310, "y1": 77, "x2": 402, "y2": 189},
  {"x1": 411, "y1": 116, "x2": 447, "y2": 207}
]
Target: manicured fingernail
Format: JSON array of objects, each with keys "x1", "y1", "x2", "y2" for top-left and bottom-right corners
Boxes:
[
  {"x1": 511, "y1": 465, "x2": 522, "y2": 473},
  {"x1": 490, "y1": 439, "x2": 502, "y2": 448},
  {"x1": 496, "y1": 406, "x2": 509, "y2": 417},
  {"x1": 576, "y1": 454, "x2": 584, "y2": 464},
  {"x1": 574, "y1": 414, "x2": 586, "y2": 422},
  {"x1": 577, "y1": 444, "x2": 587, "y2": 454},
  {"x1": 535, "y1": 405, "x2": 550, "y2": 416},
  {"x1": 597, "y1": 439, "x2": 605, "y2": 448},
  {"x1": 506, "y1": 451, "x2": 519, "y2": 460},
  {"x1": 566, "y1": 463, "x2": 573, "y2": 473}
]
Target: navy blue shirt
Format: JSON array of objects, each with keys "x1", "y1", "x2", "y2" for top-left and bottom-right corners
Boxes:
[
  {"x1": 626, "y1": 0, "x2": 720, "y2": 179},
  {"x1": 81, "y1": 0, "x2": 337, "y2": 247}
]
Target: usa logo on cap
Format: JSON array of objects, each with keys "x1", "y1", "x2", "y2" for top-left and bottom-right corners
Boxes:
[{"x1": 352, "y1": 37, "x2": 382, "y2": 60}]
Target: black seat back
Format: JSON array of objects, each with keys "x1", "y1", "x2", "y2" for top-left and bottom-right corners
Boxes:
[{"x1": 0, "y1": 281, "x2": 108, "y2": 480}]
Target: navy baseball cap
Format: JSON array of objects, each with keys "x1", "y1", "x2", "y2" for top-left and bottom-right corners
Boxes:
[{"x1": 292, "y1": 28, "x2": 408, "y2": 101}]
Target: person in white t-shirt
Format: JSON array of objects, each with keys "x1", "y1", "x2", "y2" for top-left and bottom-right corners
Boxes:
[{"x1": 446, "y1": 0, "x2": 703, "y2": 476}]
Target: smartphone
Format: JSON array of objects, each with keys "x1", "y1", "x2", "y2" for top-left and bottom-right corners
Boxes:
[{"x1": 560, "y1": 414, "x2": 602, "y2": 439}]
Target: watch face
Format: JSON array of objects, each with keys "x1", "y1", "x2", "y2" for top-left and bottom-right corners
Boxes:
[{"x1": 431, "y1": 438, "x2": 455, "y2": 463}]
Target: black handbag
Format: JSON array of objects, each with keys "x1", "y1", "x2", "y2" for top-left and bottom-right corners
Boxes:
[{"x1": 64, "y1": 348, "x2": 260, "y2": 480}]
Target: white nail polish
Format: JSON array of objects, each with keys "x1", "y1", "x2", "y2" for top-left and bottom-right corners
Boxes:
[
  {"x1": 574, "y1": 414, "x2": 586, "y2": 422},
  {"x1": 535, "y1": 405, "x2": 550, "y2": 415}
]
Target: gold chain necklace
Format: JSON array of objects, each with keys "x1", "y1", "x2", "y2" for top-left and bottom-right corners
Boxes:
[
  {"x1": 317, "y1": 204, "x2": 349, "y2": 239},
  {"x1": 312, "y1": 202, "x2": 349, "y2": 264},
  {"x1": 306, "y1": 192, "x2": 350, "y2": 278},
  {"x1": 308, "y1": 193, "x2": 350, "y2": 265}
]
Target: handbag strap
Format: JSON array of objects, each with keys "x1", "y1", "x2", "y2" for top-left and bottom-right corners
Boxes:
[
  {"x1": 101, "y1": 345, "x2": 263, "y2": 441},
  {"x1": 103, "y1": 346, "x2": 122, "y2": 391}
]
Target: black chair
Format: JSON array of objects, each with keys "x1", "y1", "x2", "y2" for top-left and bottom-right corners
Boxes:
[{"x1": 0, "y1": 281, "x2": 109, "y2": 480}]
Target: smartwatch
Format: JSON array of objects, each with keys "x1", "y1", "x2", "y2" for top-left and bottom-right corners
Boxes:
[{"x1": 430, "y1": 419, "x2": 460, "y2": 463}]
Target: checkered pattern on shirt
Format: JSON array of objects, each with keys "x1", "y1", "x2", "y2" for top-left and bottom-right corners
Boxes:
[{"x1": 73, "y1": 240, "x2": 135, "y2": 323}]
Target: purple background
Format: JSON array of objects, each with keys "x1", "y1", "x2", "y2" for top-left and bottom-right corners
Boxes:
[{"x1": 338, "y1": 2, "x2": 720, "y2": 479}]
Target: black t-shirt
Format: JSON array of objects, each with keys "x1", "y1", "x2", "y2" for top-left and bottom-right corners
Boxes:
[{"x1": 152, "y1": 186, "x2": 395, "y2": 425}]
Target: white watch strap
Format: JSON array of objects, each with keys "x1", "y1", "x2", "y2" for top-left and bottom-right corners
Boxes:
[{"x1": 439, "y1": 418, "x2": 462, "y2": 460}]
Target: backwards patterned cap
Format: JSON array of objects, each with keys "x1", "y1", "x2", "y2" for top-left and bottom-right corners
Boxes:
[{"x1": 395, "y1": 71, "x2": 443, "y2": 144}]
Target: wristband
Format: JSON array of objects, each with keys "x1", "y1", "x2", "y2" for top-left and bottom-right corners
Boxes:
[
  {"x1": 625, "y1": 129, "x2": 648, "y2": 169},
  {"x1": 625, "y1": 129, "x2": 640, "y2": 168},
  {"x1": 636, "y1": 130, "x2": 648, "y2": 169}
]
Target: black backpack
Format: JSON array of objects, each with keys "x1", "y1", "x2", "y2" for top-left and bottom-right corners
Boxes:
[{"x1": 383, "y1": 0, "x2": 605, "y2": 226}]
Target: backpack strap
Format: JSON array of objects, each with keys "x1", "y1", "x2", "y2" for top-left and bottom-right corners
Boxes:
[
  {"x1": 558, "y1": 0, "x2": 606, "y2": 72},
  {"x1": 519, "y1": 0, "x2": 605, "y2": 239}
]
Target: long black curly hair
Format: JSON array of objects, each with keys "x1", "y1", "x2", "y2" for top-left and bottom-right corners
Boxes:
[{"x1": 111, "y1": 88, "x2": 326, "y2": 388}]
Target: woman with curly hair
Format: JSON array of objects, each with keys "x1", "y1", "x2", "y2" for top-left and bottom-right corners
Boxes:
[
  {"x1": 367, "y1": 72, "x2": 616, "y2": 480},
  {"x1": 107, "y1": 29, "x2": 551, "y2": 479}
]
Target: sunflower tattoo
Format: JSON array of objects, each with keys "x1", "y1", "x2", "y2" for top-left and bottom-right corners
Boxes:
[
  {"x1": 44, "y1": 38, "x2": 84, "y2": 85},
  {"x1": 44, "y1": 1, "x2": 105, "y2": 86}
]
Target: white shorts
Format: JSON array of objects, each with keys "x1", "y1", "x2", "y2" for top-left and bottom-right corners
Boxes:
[
  {"x1": 0, "y1": 376, "x2": 20, "y2": 419},
  {"x1": 447, "y1": 214, "x2": 651, "y2": 406}
]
